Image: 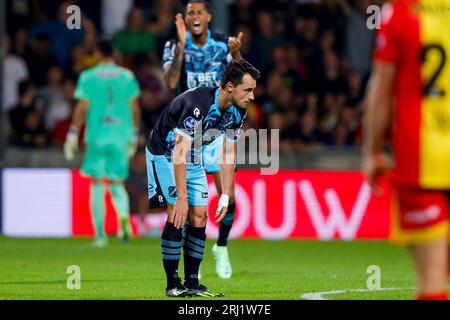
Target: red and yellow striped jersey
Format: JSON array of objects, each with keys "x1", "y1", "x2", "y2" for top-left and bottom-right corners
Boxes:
[{"x1": 375, "y1": 0, "x2": 450, "y2": 189}]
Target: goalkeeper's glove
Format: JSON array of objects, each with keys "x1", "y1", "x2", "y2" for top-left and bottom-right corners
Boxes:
[
  {"x1": 64, "y1": 127, "x2": 79, "y2": 161},
  {"x1": 128, "y1": 128, "x2": 139, "y2": 158}
]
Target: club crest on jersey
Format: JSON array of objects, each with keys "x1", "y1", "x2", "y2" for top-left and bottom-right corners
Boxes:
[{"x1": 183, "y1": 117, "x2": 197, "y2": 131}]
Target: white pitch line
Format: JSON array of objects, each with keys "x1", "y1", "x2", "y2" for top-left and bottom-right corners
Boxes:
[{"x1": 301, "y1": 287, "x2": 415, "y2": 300}]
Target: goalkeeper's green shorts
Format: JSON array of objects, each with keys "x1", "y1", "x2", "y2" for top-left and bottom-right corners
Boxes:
[{"x1": 82, "y1": 142, "x2": 129, "y2": 181}]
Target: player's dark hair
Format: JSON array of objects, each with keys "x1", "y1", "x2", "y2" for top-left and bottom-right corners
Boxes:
[
  {"x1": 220, "y1": 59, "x2": 260, "y2": 89},
  {"x1": 97, "y1": 38, "x2": 114, "y2": 57},
  {"x1": 186, "y1": 0, "x2": 211, "y2": 14}
]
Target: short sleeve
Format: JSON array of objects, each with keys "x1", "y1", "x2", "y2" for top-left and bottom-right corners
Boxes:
[
  {"x1": 74, "y1": 72, "x2": 89, "y2": 101},
  {"x1": 171, "y1": 92, "x2": 203, "y2": 141},
  {"x1": 374, "y1": 3, "x2": 399, "y2": 63},
  {"x1": 225, "y1": 111, "x2": 247, "y2": 143},
  {"x1": 162, "y1": 39, "x2": 177, "y2": 72}
]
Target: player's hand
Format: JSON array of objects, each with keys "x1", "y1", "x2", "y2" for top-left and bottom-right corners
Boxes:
[
  {"x1": 215, "y1": 194, "x2": 229, "y2": 223},
  {"x1": 363, "y1": 153, "x2": 390, "y2": 197},
  {"x1": 175, "y1": 13, "x2": 187, "y2": 48},
  {"x1": 228, "y1": 32, "x2": 243, "y2": 57},
  {"x1": 63, "y1": 128, "x2": 79, "y2": 161},
  {"x1": 173, "y1": 198, "x2": 189, "y2": 229},
  {"x1": 128, "y1": 129, "x2": 139, "y2": 158}
]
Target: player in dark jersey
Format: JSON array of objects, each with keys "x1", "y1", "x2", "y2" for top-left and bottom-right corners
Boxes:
[
  {"x1": 162, "y1": 0, "x2": 243, "y2": 279},
  {"x1": 163, "y1": 0, "x2": 242, "y2": 92},
  {"x1": 147, "y1": 60, "x2": 260, "y2": 297}
]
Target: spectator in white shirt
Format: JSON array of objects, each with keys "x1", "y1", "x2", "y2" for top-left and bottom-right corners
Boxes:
[
  {"x1": 101, "y1": 0, "x2": 133, "y2": 36},
  {"x1": 3, "y1": 34, "x2": 29, "y2": 111}
]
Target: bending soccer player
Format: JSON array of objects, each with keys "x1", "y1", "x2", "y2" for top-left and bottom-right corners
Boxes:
[
  {"x1": 146, "y1": 60, "x2": 259, "y2": 297},
  {"x1": 64, "y1": 39, "x2": 141, "y2": 247},
  {"x1": 363, "y1": 0, "x2": 449, "y2": 300},
  {"x1": 162, "y1": 0, "x2": 243, "y2": 279}
]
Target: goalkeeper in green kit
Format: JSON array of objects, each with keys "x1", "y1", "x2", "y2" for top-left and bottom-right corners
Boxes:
[{"x1": 64, "y1": 39, "x2": 141, "y2": 247}]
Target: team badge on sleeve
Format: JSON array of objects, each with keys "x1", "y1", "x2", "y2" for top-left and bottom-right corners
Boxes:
[{"x1": 184, "y1": 117, "x2": 198, "y2": 131}]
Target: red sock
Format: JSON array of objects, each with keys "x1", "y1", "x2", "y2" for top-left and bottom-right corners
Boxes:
[{"x1": 417, "y1": 292, "x2": 448, "y2": 300}]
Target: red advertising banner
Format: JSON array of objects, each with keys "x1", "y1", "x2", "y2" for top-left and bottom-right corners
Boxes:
[
  {"x1": 72, "y1": 170, "x2": 392, "y2": 240},
  {"x1": 72, "y1": 171, "x2": 120, "y2": 236}
]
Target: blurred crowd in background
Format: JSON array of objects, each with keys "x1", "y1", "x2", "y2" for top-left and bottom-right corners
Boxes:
[
  {"x1": 2, "y1": 0, "x2": 383, "y2": 219},
  {"x1": 2, "y1": 0, "x2": 385, "y2": 153}
]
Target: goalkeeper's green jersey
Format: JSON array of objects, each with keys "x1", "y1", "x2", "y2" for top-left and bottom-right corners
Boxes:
[{"x1": 74, "y1": 63, "x2": 140, "y2": 146}]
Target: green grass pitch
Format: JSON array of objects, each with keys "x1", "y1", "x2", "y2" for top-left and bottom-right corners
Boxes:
[{"x1": 0, "y1": 237, "x2": 417, "y2": 300}]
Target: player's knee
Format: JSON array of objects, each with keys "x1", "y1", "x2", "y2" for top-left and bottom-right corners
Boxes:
[
  {"x1": 92, "y1": 179, "x2": 104, "y2": 185},
  {"x1": 189, "y1": 208, "x2": 207, "y2": 227},
  {"x1": 109, "y1": 180, "x2": 124, "y2": 188}
]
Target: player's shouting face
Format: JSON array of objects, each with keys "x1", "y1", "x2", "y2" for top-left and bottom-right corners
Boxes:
[{"x1": 185, "y1": 2, "x2": 211, "y2": 36}]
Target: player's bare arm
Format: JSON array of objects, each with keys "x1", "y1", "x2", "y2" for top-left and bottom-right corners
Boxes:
[
  {"x1": 130, "y1": 97, "x2": 141, "y2": 131},
  {"x1": 172, "y1": 133, "x2": 192, "y2": 229},
  {"x1": 128, "y1": 97, "x2": 141, "y2": 158},
  {"x1": 164, "y1": 14, "x2": 187, "y2": 90},
  {"x1": 70, "y1": 99, "x2": 89, "y2": 131},
  {"x1": 215, "y1": 139, "x2": 236, "y2": 223},
  {"x1": 228, "y1": 32, "x2": 243, "y2": 61},
  {"x1": 63, "y1": 99, "x2": 89, "y2": 161},
  {"x1": 363, "y1": 62, "x2": 396, "y2": 196}
]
